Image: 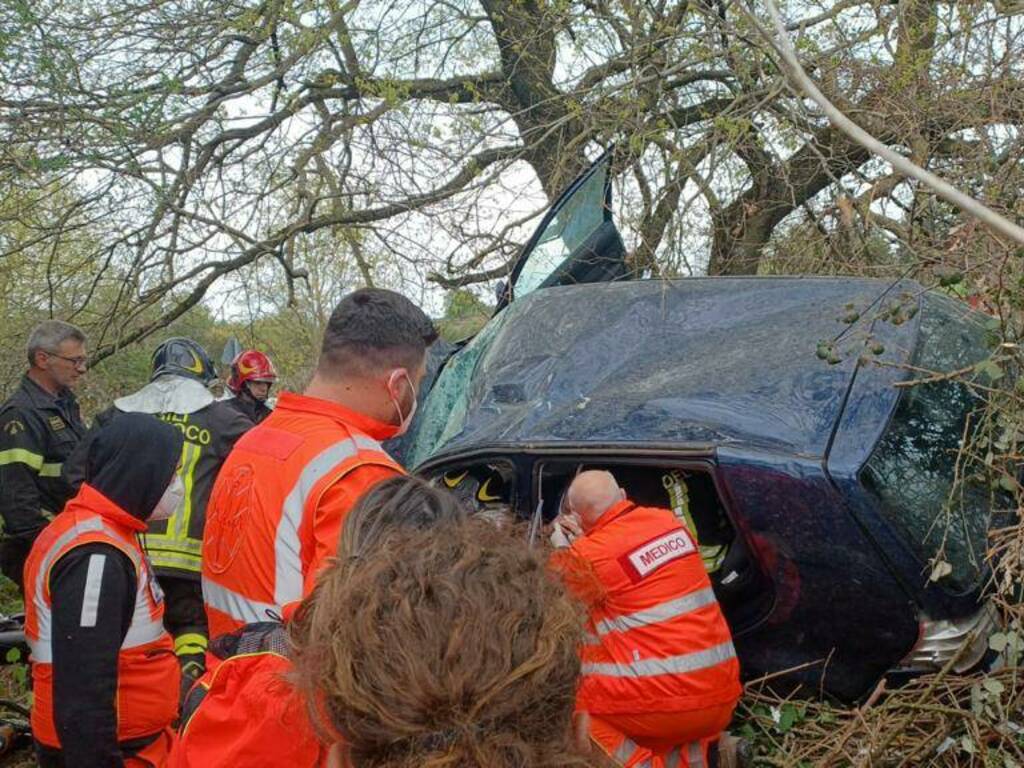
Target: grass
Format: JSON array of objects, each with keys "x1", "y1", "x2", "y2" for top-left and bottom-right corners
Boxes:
[{"x1": 0, "y1": 578, "x2": 32, "y2": 765}]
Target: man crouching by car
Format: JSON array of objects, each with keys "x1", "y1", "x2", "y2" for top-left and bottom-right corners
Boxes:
[{"x1": 551, "y1": 470, "x2": 743, "y2": 768}]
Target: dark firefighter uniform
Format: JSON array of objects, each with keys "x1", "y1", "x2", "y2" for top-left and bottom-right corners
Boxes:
[
  {"x1": 82, "y1": 402, "x2": 251, "y2": 576},
  {"x1": 223, "y1": 395, "x2": 271, "y2": 426},
  {"x1": 64, "y1": 336, "x2": 252, "y2": 696},
  {"x1": 0, "y1": 375, "x2": 85, "y2": 589}
]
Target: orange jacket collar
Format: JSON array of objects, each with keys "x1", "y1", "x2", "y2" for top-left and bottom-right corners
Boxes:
[
  {"x1": 275, "y1": 391, "x2": 397, "y2": 441},
  {"x1": 67, "y1": 483, "x2": 150, "y2": 533},
  {"x1": 586, "y1": 498, "x2": 636, "y2": 536}
]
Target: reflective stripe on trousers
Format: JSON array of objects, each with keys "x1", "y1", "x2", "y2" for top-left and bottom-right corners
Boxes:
[
  {"x1": 662, "y1": 742, "x2": 705, "y2": 768},
  {"x1": 582, "y1": 640, "x2": 736, "y2": 679},
  {"x1": 614, "y1": 739, "x2": 704, "y2": 768}
]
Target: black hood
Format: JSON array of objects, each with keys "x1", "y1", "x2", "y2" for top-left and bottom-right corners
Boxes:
[{"x1": 85, "y1": 412, "x2": 183, "y2": 522}]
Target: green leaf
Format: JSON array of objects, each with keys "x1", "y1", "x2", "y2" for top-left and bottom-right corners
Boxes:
[
  {"x1": 934, "y1": 266, "x2": 963, "y2": 287},
  {"x1": 983, "y1": 678, "x2": 1005, "y2": 696},
  {"x1": 975, "y1": 359, "x2": 1004, "y2": 382},
  {"x1": 777, "y1": 703, "x2": 799, "y2": 733},
  {"x1": 4, "y1": 647, "x2": 20, "y2": 663},
  {"x1": 999, "y1": 475, "x2": 1020, "y2": 493},
  {"x1": 990, "y1": 632, "x2": 1008, "y2": 653}
]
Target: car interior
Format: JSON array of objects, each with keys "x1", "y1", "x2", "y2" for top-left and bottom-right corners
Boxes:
[{"x1": 430, "y1": 458, "x2": 768, "y2": 626}]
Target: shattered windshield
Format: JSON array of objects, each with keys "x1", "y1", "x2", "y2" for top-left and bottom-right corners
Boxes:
[{"x1": 406, "y1": 309, "x2": 511, "y2": 468}]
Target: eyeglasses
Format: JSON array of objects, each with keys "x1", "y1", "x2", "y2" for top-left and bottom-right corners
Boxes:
[{"x1": 44, "y1": 350, "x2": 89, "y2": 370}]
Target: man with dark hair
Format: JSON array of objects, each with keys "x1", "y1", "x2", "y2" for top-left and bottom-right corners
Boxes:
[
  {"x1": 201, "y1": 288, "x2": 437, "y2": 640},
  {"x1": 0, "y1": 321, "x2": 88, "y2": 590}
]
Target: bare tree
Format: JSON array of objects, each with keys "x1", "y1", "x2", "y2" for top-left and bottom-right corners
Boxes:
[{"x1": 1, "y1": 0, "x2": 1022, "y2": 360}]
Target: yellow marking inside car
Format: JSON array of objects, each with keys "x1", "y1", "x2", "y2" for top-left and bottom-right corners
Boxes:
[
  {"x1": 443, "y1": 471, "x2": 469, "y2": 488},
  {"x1": 477, "y1": 478, "x2": 501, "y2": 502}
]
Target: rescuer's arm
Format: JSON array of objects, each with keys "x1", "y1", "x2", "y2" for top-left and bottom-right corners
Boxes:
[
  {"x1": 49, "y1": 544, "x2": 136, "y2": 768},
  {"x1": 304, "y1": 463, "x2": 402, "y2": 593}
]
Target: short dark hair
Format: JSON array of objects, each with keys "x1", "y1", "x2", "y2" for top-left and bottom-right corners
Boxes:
[{"x1": 318, "y1": 288, "x2": 437, "y2": 377}]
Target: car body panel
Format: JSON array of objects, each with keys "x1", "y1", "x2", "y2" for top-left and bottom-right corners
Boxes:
[
  {"x1": 407, "y1": 276, "x2": 913, "y2": 469},
  {"x1": 716, "y1": 447, "x2": 920, "y2": 699}
]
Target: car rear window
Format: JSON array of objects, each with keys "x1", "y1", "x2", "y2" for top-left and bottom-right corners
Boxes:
[{"x1": 861, "y1": 294, "x2": 995, "y2": 592}]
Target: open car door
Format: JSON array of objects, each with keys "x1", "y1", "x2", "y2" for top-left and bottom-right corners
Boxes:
[{"x1": 499, "y1": 149, "x2": 628, "y2": 308}]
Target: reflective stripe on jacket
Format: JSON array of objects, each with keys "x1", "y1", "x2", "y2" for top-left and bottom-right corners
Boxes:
[
  {"x1": 201, "y1": 392, "x2": 402, "y2": 639},
  {"x1": 24, "y1": 485, "x2": 179, "y2": 747},
  {"x1": 0, "y1": 375, "x2": 85, "y2": 539},
  {"x1": 559, "y1": 501, "x2": 741, "y2": 715}
]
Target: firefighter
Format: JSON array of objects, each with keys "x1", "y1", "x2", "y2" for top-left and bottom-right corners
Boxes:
[
  {"x1": 552, "y1": 470, "x2": 742, "y2": 768},
  {"x1": 64, "y1": 338, "x2": 252, "y2": 696},
  {"x1": 0, "y1": 321, "x2": 88, "y2": 591},
  {"x1": 224, "y1": 349, "x2": 277, "y2": 424},
  {"x1": 170, "y1": 476, "x2": 466, "y2": 768},
  {"x1": 201, "y1": 288, "x2": 437, "y2": 639},
  {"x1": 24, "y1": 413, "x2": 183, "y2": 768}
]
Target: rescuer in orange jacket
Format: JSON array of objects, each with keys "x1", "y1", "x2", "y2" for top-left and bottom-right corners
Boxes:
[
  {"x1": 171, "y1": 476, "x2": 468, "y2": 768},
  {"x1": 552, "y1": 470, "x2": 742, "y2": 768},
  {"x1": 201, "y1": 288, "x2": 437, "y2": 640},
  {"x1": 24, "y1": 413, "x2": 184, "y2": 768}
]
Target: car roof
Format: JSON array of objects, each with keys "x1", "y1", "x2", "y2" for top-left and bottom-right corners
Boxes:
[{"x1": 427, "y1": 276, "x2": 924, "y2": 460}]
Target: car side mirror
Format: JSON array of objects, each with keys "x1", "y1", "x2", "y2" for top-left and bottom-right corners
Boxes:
[{"x1": 495, "y1": 279, "x2": 508, "y2": 305}]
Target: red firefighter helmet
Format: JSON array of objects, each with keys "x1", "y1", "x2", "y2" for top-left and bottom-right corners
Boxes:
[{"x1": 227, "y1": 350, "x2": 278, "y2": 395}]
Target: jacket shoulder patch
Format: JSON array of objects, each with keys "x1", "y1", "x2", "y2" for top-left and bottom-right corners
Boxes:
[
  {"x1": 3, "y1": 419, "x2": 25, "y2": 436},
  {"x1": 619, "y1": 527, "x2": 696, "y2": 582}
]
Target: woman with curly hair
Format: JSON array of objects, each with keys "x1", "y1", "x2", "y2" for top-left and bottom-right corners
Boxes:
[
  {"x1": 290, "y1": 517, "x2": 610, "y2": 768},
  {"x1": 170, "y1": 476, "x2": 468, "y2": 767}
]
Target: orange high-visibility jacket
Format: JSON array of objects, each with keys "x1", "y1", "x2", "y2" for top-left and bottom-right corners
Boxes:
[
  {"x1": 24, "y1": 484, "x2": 179, "y2": 748},
  {"x1": 201, "y1": 392, "x2": 401, "y2": 639},
  {"x1": 172, "y1": 626, "x2": 323, "y2": 768},
  {"x1": 561, "y1": 501, "x2": 741, "y2": 715}
]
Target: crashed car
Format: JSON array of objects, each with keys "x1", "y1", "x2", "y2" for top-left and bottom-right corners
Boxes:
[{"x1": 397, "y1": 152, "x2": 1014, "y2": 702}]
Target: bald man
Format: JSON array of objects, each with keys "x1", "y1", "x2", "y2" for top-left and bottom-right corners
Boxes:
[{"x1": 553, "y1": 470, "x2": 742, "y2": 768}]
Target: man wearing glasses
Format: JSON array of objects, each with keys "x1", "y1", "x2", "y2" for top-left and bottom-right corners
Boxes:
[{"x1": 0, "y1": 320, "x2": 88, "y2": 591}]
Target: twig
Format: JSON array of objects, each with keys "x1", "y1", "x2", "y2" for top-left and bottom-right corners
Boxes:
[{"x1": 760, "y1": 0, "x2": 1024, "y2": 246}]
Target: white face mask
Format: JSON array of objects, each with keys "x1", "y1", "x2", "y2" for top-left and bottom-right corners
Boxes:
[
  {"x1": 387, "y1": 370, "x2": 419, "y2": 438},
  {"x1": 150, "y1": 474, "x2": 184, "y2": 522}
]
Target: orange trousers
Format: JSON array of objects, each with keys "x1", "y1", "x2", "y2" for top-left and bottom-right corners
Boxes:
[{"x1": 590, "y1": 701, "x2": 736, "y2": 766}]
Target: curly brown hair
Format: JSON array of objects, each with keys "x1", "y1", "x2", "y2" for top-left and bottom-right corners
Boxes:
[{"x1": 290, "y1": 518, "x2": 592, "y2": 768}]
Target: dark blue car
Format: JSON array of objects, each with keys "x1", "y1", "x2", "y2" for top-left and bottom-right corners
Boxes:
[{"x1": 400, "y1": 153, "x2": 1010, "y2": 701}]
